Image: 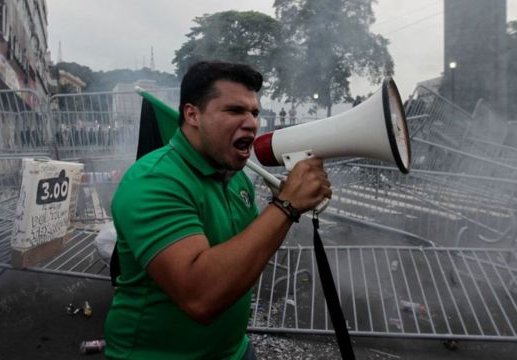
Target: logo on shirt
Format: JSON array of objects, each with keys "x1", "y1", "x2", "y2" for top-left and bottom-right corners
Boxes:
[{"x1": 240, "y1": 190, "x2": 251, "y2": 208}]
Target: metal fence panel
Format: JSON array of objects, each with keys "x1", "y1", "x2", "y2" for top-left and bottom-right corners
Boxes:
[
  {"x1": 1, "y1": 85, "x2": 517, "y2": 344},
  {"x1": 0, "y1": 89, "x2": 50, "y2": 240},
  {"x1": 250, "y1": 246, "x2": 517, "y2": 341},
  {"x1": 48, "y1": 88, "x2": 179, "y2": 223}
]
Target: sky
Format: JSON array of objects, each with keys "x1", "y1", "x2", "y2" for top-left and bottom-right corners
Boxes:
[{"x1": 46, "y1": 0, "x2": 517, "y2": 100}]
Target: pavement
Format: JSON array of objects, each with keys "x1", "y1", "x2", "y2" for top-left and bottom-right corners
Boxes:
[
  {"x1": 1, "y1": 267, "x2": 517, "y2": 360},
  {"x1": 0, "y1": 268, "x2": 111, "y2": 360}
]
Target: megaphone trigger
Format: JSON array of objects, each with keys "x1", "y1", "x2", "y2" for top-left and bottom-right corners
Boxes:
[{"x1": 281, "y1": 150, "x2": 314, "y2": 171}]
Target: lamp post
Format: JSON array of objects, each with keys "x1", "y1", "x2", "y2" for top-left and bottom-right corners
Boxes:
[{"x1": 449, "y1": 61, "x2": 457, "y2": 103}]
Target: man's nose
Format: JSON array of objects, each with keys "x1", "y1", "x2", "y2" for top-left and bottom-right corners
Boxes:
[{"x1": 243, "y1": 112, "x2": 258, "y2": 130}]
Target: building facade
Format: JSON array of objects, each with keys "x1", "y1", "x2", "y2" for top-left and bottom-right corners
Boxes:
[
  {"x1": 58, "y1": 69, "x2": 85, "y2": 93},
  {"x1": 0, "y1": 0, "x2": 51, "y2": 101}
]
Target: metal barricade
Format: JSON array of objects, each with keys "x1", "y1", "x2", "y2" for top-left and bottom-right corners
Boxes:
[
  {"x1": 248, "y1": 84, "x2": 517, "y2": 341},
  {"x1": 250, "y1": 245, "x2": 517, "y2": 341},
  {"x1": 396, "y1": 86, "x2": 517, "y2": 246},
  {"x1": 0, "y1": 87, "x2": 179, "y2": 276},
  {"x1": 49, "y1": 88, "x2": 179, "y2": 224},
  {"x1": 49, "y1": 90, "x2": 140, "y2": 161},
  {"x1": 0, "y1": 89, "x2": 50, "y2": 265},
  {"x1": 1, "y1": 85, "x2": 516, "y2": 344}
]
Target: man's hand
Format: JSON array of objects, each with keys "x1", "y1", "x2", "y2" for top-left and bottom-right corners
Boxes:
[{"x1": 277, "y1": 157, "x2": 331, "y2": 213}]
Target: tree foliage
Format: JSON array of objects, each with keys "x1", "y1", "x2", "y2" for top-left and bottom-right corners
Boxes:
[
  {"x1": 171, "y1": 2, "x2": 393, "y2": 116},
  {"x1": 273, "y1": 0, "x2": 393, "y2": 116},
  {"x1": 172, "y1": 11, "x2": 281, "y2": 91}
]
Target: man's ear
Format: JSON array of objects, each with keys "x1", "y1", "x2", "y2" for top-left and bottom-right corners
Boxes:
[{"x1": 183, "y1": 104, "x2": 199, "y2": 127}]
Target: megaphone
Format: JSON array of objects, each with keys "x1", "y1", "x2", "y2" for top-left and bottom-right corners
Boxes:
[
  {"x1": 252, "y1": 77, "x2": 411, "y2": 174},
  {"x1": 245, "y1": 77, "x2": 411, "y2": 213}
]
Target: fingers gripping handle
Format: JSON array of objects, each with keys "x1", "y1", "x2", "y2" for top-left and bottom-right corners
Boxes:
[
  {"x1": 282, "y1": 150, "x2": 330, "y2": 214},
  {"x1": 247, "y1": 151, "x2": 330, "y2": 215}
]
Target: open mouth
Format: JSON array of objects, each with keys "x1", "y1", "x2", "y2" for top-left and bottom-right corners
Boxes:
[{"x1": 233, "y1": 137, "x2": 254, "y2": 155}]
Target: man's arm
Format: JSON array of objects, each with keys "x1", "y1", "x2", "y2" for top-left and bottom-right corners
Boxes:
[{"x1": 147, "y1": 157, "x2": 331, "y2": 324}]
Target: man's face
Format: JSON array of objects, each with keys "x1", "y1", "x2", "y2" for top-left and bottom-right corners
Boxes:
[{"x1": 188, "y1": 80, "x2": 259, "y2": 171}]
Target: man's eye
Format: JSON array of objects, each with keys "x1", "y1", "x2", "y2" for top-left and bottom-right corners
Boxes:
[{"x1": 225, "y1": 107, "x2": 259, "y2": 117}]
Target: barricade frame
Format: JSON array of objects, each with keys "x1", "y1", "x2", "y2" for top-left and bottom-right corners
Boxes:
[{"x1": 0, "y1": 86, "x2": 516, "y2": 344}]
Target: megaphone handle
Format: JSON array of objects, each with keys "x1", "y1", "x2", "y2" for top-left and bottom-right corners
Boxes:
[
  {"x1": 314, "y1": 197, "x2": 330, "y2": 214},
  {"x1": 246, "y1": 157, "x2": 330, "y2": 215},
  {"x1": 245, "y1": 160, "x2": 282, "y2": 190},
  {"x1": 282, "y1": 151, "x2": 330, "y2": 215}
]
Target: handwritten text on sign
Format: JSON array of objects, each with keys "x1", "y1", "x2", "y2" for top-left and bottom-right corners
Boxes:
[{"x1": 11, "y1": 159, "x2": 83, "y2": 249}]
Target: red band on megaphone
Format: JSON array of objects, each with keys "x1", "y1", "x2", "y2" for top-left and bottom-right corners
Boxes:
[{"x1": 253, "y1": 132, "x2": 280, "y2": 166}]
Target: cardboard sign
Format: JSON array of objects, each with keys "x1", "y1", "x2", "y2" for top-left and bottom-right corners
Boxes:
[{"x1": 11, "y1": 158, "x2": 83, "y2": 250}]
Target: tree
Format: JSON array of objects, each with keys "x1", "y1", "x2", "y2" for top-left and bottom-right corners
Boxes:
[
  {"x1": 172, "y1": 11, "x2": 282, "y2": 92},
  {"x1": 273, "y1": 0, "x2": 394, "y2": 116}
]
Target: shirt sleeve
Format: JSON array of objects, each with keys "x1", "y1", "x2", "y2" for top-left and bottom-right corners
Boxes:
[{"x1": 112, "y1": 173, "x2": 204, "y2": 268}]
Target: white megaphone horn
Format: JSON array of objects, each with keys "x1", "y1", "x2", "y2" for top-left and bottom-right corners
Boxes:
[{"x1": 245, "y1": 77, "x2": 411, "y2": 212}]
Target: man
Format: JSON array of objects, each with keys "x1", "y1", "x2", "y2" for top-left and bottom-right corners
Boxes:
[
  {"x1": 279, "y1": 107, "x2": 286, "y2": 127},
  {"x1": 104, "y1": 61, "x2": 331, "y2": 359},
  {"x1": 288, "y1": 107, "x2": 296, "y2": 125}
]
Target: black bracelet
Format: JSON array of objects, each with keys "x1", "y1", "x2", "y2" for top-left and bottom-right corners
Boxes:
[{"x1": 269, "y1": 196, "x2": 301, "y2": 223}]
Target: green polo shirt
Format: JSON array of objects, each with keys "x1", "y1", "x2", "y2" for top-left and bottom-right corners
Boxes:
[{"x1": 104, "y1": 130, "x2": 259, "y2": 360}]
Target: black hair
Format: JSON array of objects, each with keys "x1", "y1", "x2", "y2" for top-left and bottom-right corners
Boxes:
[{"x1": 178, "y1": 61, "x2": 263, "y2": 125}]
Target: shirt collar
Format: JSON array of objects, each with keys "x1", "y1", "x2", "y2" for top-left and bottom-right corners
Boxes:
[{"x1": 169, "y1": 129, "x2": 235, "y2": 180}]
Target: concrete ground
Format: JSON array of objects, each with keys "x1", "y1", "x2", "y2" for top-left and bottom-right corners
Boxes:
[
  {"x1": 1, "y1": 267, "x2": 516, "y2": 360},
  {"x1": 0, "y1": 268, "x2": 110, "y2": 360}
]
